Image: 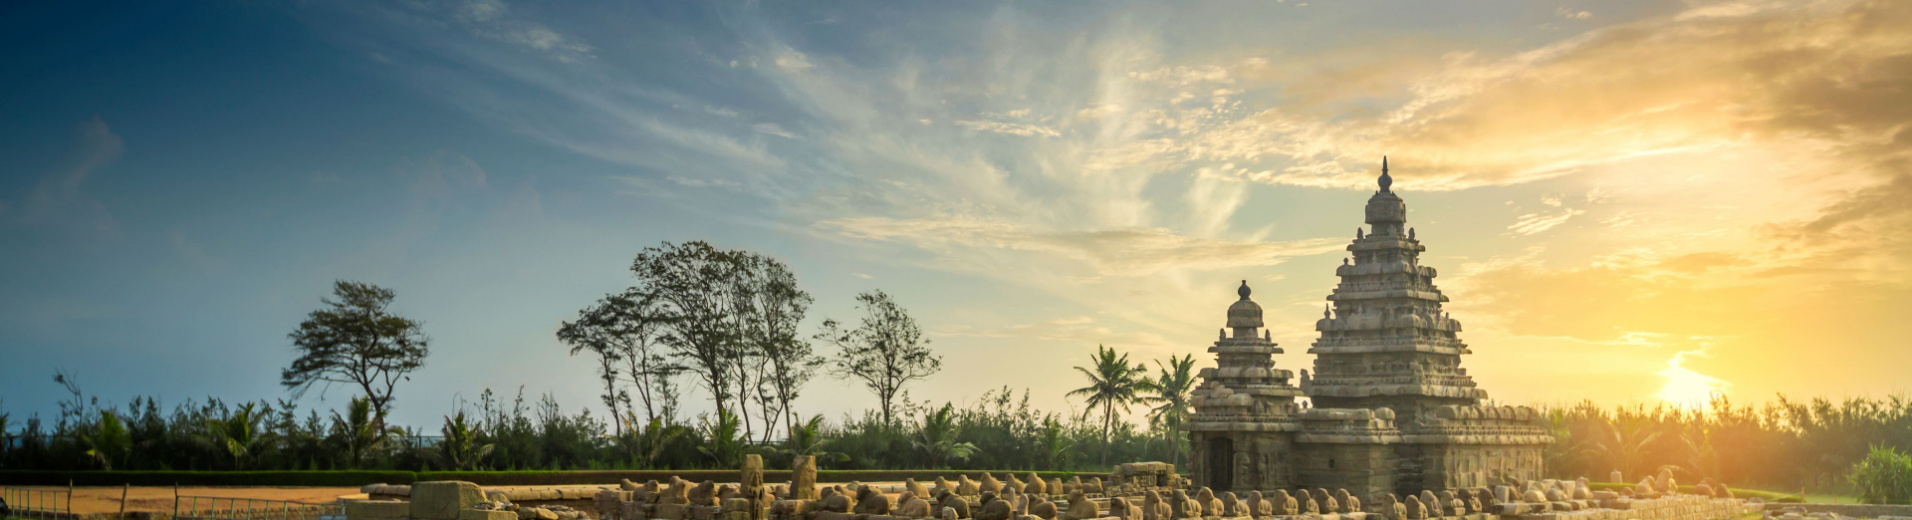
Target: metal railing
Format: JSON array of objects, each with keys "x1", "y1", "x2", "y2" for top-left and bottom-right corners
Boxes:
[
  {"x1": 0, "y1": 486, "x2": 72, "y2": 519},
  {"x1": 173, "y1": 495, "x2": 341, "y2": 520}
]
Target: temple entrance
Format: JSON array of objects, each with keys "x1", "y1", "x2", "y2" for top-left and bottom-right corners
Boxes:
[{"x1": 1206, "y1": 437, "x2": 1233, "y2": 490}]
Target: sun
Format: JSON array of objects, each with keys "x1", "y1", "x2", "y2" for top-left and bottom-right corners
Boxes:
[{"x1": 1655, "y1": 350, "x2": 1728, "y2": 409}]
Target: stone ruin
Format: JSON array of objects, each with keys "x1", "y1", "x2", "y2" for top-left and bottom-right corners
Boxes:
[{"x1": 342, "y1": 456, "x2": 1763, "y2": 520}]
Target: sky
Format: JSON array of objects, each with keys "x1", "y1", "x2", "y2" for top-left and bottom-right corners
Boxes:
[{"x1": 3, "y1": 0, "x2": 1910, "y2": 430}]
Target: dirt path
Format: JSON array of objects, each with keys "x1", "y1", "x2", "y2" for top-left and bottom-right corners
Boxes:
[{"x1": 5, "y1": 487, "x2": 361, "y2": 514}]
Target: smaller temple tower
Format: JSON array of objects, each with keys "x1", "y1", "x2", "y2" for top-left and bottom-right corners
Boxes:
[{"x1": 1184, "y1": 281, "x2": 1305, "y2": 493}]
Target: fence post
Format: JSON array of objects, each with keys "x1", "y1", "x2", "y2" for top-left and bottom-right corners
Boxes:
[
  {"x1": 174, "y1": 483, "x2": 181, "y2": 520},
  {"x1": 68, "y1": 479, "x2": 75, "y2": 517},
  {"x1": 121, "y1": 483, "x2": 130, "y2": 519}
]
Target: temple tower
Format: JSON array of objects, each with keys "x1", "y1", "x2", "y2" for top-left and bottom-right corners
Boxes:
[
  {"x1": 1303, "y1": 158, "x2": 1486, "y2": 425},
  {"x1": 1185, "y1": 281, "x2": 1304, "y2": 493}
]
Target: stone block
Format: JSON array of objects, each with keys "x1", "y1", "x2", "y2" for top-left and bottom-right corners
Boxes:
[
  {"x1": 465, "y1": 510, "x2": 520, "y2": 520},
  {"x1": 815, "y1": 512, "x2": 859, "y2": 520},
  {"x1": 347, "y1": 500, "x2": 411, "y2": 520},
  {"x1": 412, "y1": 482, "x2": 488, "y2": 520},
  {"x1": 656, "y1": 504, "x2": 691, "y2": 520}
]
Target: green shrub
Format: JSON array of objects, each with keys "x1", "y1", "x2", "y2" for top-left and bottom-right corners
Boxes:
[
  {"x1": 1585, "y1": 482, "x2": 1803, "y2": 503},
  {"x1": 1850, "y1": 445, "x2": 1912, "y2": 504}
]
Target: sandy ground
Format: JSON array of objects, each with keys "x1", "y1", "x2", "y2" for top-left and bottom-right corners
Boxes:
[
  {"x1": 10, "y1": 481, "x2": 923, "y2": 515},
  {"x1": 4, "y1": 487, "x2": 361, "y2": 514}
]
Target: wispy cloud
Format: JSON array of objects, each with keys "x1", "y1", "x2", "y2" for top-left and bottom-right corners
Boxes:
[
  {"x1": 4, "y1": 116, "x2": 123, "y2": 236},
  {"x1": 817, "y1": 216, "x2": 1343, "y2": 278}
]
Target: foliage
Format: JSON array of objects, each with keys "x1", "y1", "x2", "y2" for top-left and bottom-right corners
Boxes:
[
  {"x1": 912, "y1": 403, "x2": 978, "y2": 469},
  {"x1": 200, "y1": 403, "x2": 274, "y2": 470},
  {"x1": 558, "y1": 290, "x2": 683, "y2": 431},
  {"x1": 1068, "y1": 345, "x2": 1147, "y2": 466},
  {"x1": 1850, "y1": 446, "x2": 1912, "y2": 504},
  {"x1": 329, "y1": 397, "x2": 400, "y2": 469},
  {"x1": 434, "y1": 411, "x2": 493, "y2": 471},
  {"x1": 79, "y1": 410, "x2": 129, "y2": 470},
  {"x1": 282, "y1": 281, "x2": 430, "y2": 426},
  {"x1": 631, "y1": 242, "x2": 747, "y2": 425},
  {"x1": 1137, "y1": 354, "x2": 1195, "y2": 467},
  {"x1": 816, "y1": 290, "x2": 940, "y2": 425},
  {"x1": 1545, "y1": 395, "x2": 1912, "y2": 495},
  {"x1": 698, "y1": 412, "x2": 746, "y2": 468}
]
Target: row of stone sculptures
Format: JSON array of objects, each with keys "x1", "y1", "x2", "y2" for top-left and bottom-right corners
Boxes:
[
  {"x1": 925, "y1": 474, "x2": 1107, "y2": 497},
  {"x1": 618, "y1": 470, "x2": 1737, "y2": 520}
]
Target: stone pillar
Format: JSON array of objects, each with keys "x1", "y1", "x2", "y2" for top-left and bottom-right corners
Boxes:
[
  {"x1": 743, "y1": 454, "x2": 766, "y2": 520},
  {"x1": 793, "y1": 455, "x2": 820, "y2": 500}
]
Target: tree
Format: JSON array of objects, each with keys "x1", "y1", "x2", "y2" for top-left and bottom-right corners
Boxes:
[
  {"x1": 588, "y1": 290, "x2": 684, "y2": 426},
  {"x1": 1586, "y1": 406, "x2": 1665, "y2": 480},
  {"x1": 912, "y1": 403, "x2": 977, "y2": 469},
  {"x1": 328, "y1": 396, "x2": 400, "y2": 469},
  {"x1": 1138, "y1": 353, "x2": 1197, "y2": 467},
  {"x1": 1068, "y1": 344, "x2": 1146, "y2": 466},
  {"x1": 613, "y1": 413, "x2": 687, "y2": 468},
  {"x1": 557, "y1": 304, "x2": 625, "y2": 433},
  {"x1": 781, "y1": 414, "x2": 840, "y2": 463},
  {"x1": 561, "y1": 290, "x2": 681, "y2": 433},
  {"x1": 434, "y1": 411, "x2": 494, "y2": 470},
  {"x1": 283, "y1": 281, "x2": 430, "y2": 427},
  {"x1": 728, "y1": 253, "x2": 820, "y2": 442},
  {"x1": 816, "y1": 290, "x2": 940, "y2": 425},
  {"x1": 631, "y1": 242, "x2": 747, "y2": 423},
  {"x1": 201, "y1": 403, "x2": 274, "y2": 470},
  {"x1": 698, "y1": 411, "x2": 746, "y2": 468},
  {"x1": 80, "y1": 410, "x2": 130, "y2": 470},
  {"x1": 1035, "y1": 416, "x2": 1074, "y2": 470}
]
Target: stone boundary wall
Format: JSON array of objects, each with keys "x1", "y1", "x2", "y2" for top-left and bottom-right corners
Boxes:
[{"x1": 1764, "y1": 503, "x2": 1912, "y2": 518}]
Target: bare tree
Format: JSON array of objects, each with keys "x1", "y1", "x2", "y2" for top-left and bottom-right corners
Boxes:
[
  {"x1": 282, "y1": 281, "x2": 430, "y2": 428},
  {"x1": 815, "y1": 290, "x2": 941, "y2": 425}
]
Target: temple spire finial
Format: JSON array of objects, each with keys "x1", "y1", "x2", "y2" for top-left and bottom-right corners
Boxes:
[
  {"x1": 1379, "y1": 156, "x2": 1393, "y2": 192},
  {"x1": 1238, "y1": 280, "x2": 1252, "y2": 300}
]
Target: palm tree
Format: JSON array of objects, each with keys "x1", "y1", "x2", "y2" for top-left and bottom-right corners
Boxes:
[
  {"x1": 1662, "y1": 424, "x2": 1721, "y2": 481},
  {"x1": 911, "y1": 403, "x2": 977, "y2": 469},
  {"x1": 1138, "y1": 353, "x2": 1197, "y2": 467},
  {"x1": 434, "y1": 411, "x2": 494, "y2": 470},
  {"x1": 1035, "y1": 416, "x2": 1074, "y2": 470},
  {"x1": 201, "y1": 403, "x2": 274, "y2": 470},
  {"x1": 616, "y1": 413, "x2": 687, "y2": 469},
  {"x1": 698, "y1": 411, "x2": 746, "y2": 467},
  {"x1": 81, "y1": 410, "x2": 131, "y2": 470},
  {"x1": 1068, "y1": 344, "x2": 1147, "y2": 466},
  {"x1": 1585, "y1": 406, "x2": 1665, "y2": 480},
  {"x1": 329, "y1": 397, "x2": 401, "y2": 469}
]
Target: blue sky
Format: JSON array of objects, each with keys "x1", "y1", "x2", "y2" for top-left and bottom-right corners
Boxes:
[{"x1": 5, "y1": 0, "x2": 1911, "y2": 428}]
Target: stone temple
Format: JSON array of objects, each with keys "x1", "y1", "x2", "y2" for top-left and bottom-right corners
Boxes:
[{"x1": 1184, "y1": 159, "x2": 1552, "y2": 502}]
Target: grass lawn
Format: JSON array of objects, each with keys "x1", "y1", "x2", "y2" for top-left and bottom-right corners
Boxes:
[{"x1": 1800, "y1": 494, "x2": 1861, "y2": 504}]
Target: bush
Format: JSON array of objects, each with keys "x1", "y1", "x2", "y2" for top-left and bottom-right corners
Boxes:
[{"x1": 1850, "y1": 446, "x2": 1912, "y2": 504}]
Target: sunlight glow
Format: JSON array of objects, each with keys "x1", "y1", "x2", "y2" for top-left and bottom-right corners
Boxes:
[{"x1": 1655, "y1": 349, "x2": 1728, "y2": 409}]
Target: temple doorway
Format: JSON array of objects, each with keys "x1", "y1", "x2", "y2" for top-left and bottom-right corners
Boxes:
[{"x1": 1207, "y1": 437, "x2": 1233, "y2": 490}]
